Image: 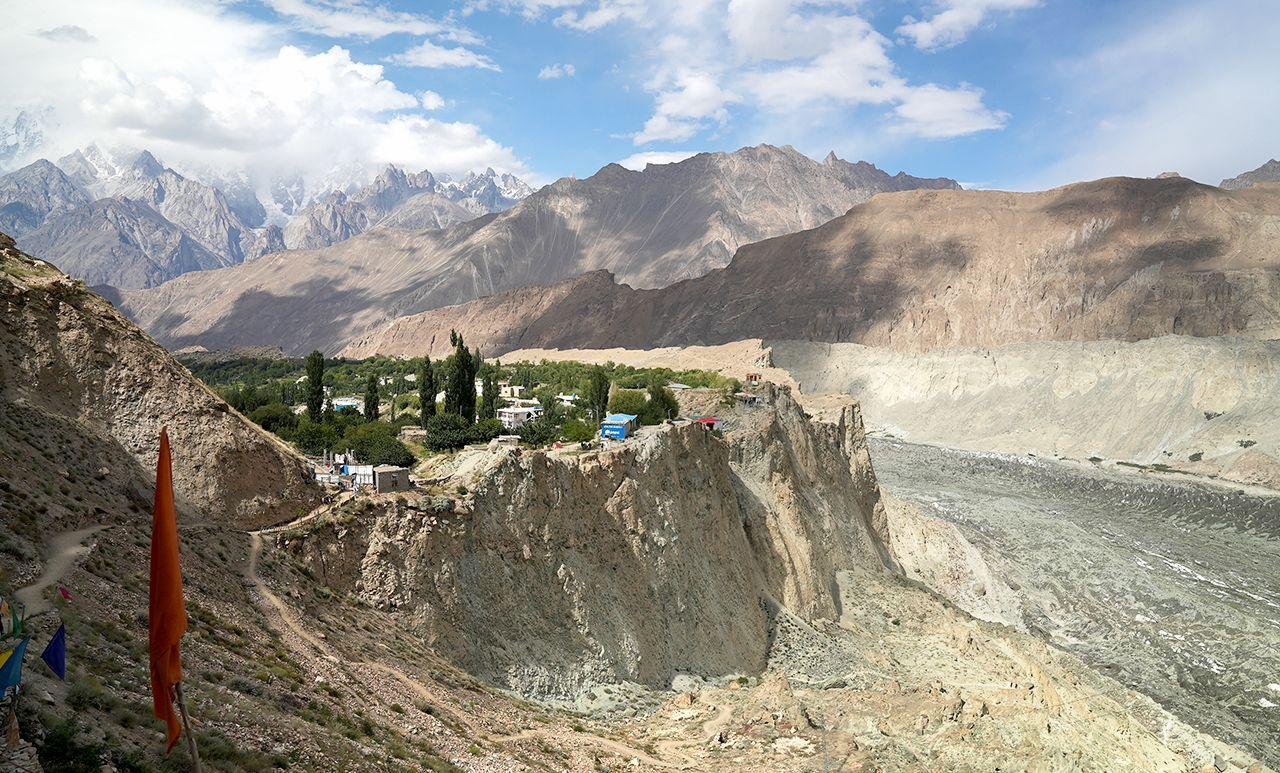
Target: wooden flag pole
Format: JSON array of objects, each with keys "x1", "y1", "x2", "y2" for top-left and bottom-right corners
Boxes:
[{"x1": 173, "y1": 682, "x2": 202, "y2": 772}]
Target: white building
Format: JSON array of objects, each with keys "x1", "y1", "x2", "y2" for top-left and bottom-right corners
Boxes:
[
  {"x1": 556, "y1": 392, "x2": 578, "y2": 407},
  {"x1": 500, "y1": 384, "x2": 528, "y2": 399},
  {"x1": 497, "y1": 405, "x2": 544, "y2": 429}
]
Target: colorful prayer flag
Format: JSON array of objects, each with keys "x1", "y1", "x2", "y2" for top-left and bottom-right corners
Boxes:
[
  {"x1": 58, "y1": 587, "x2": 72, "y2": 602},
  {"x1": 149, "y1": 427, "x2": 188, "y2": 754},
  {"x1": 41, "y1": 624, "x2": 66, "y2": 680},
  {"x1": 0, "y1": 638, "x2": 29, "y2": 694}
]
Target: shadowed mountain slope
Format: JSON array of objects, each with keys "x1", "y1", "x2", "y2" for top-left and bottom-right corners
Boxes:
[
  {"x1": 340, "y1": 176, "x2": 1280, "y2": 358},
  {"x1": 108, "y1": 145, "x2": 957, "y2": 354}
]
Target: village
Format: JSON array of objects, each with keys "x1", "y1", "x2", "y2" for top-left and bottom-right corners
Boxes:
[
  {"x1": 311, "y1": 371, "x2": 768, "y2": 495},
  {"x1": 178, "y1": 338, "x2": 767, "y2": 498}
]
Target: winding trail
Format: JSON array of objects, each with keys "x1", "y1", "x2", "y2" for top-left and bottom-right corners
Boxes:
[{"x1": 16, "y1": 525, "x2": 106, "y2": 615}]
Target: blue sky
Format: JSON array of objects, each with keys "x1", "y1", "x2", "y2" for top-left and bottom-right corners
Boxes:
[{"x1": 5, "y1": 0, "x2": 1278, "y2": 190}]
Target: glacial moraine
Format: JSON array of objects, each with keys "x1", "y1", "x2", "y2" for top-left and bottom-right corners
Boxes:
[{"x1": 869, "y1": 437, "x2": 1280, "y2": 765}]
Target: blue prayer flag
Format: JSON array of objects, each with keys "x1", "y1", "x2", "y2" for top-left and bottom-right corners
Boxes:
[
  {"x1": 0, "y1": 637, "x2": 29, "y2": 693},
  {"x1": 41, "y1": 624, "x2": 66, "y2": 680}
]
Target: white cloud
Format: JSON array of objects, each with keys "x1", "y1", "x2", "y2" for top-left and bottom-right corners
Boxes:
[
  {"x1": 0, "y1": 0, "x2": 527, "y2": 183},
  {"x1": 261, "y1": 0, "x2": 464, "y2": 40},
  {"x1": 388, "y1": 39, "x2": 500, "y2": 70},
  {"x1": 538, "y1": 63, "x2": 576, "y2": 79},
  {"x1": 616, "y1": 150, "x2": 699, "y2": 170},
  {"x1": 529, "y1": 0, "x2": 1010, "y2": 146},
  {"x1": 891, "y1": 83, "x2": 1008, "y2": 138},
  {"x1": 555, "y1": 0, "x2": 646, "y2": 31},
  {"x1": 898, "y1": 0, "x2": 1039, "y2": 51},
  {"x1": 636, "y1": 71, "x2": 733, "y2": 143}
]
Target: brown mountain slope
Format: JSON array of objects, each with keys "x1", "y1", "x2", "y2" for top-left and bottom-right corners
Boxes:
[
  {"x1": 339, "y1": 176, "x2": 1280, "y2": 358},
  {"x1": 0, "y1": 232, "x2": 317, "y2": 528},
  {"x1": 107, "y1": 145, "x2": 957, "y2": 354}
]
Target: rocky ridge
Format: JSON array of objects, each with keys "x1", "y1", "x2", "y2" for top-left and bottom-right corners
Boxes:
[
  {"x1": 341, "y1": 175, "x2": 1280, "y2": 358},
  {"x1": 108, "y1": 144, "x2": 959, "y2": 354},
  {"x1": 1221, "y1": 158, "x2": 1280, "y2": 189},
  {"x1": 282, "y1": 164, "x2": 531, "y2": 250},
  {"x1": 0, "y1": 151, "x2": 283, "y2": 288}
]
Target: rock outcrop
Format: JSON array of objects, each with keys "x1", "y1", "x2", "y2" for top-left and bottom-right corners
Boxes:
[
  {"x1": 109, "y1": 145, "x2": 957, "y2": 354},
  {"x1": 1221, "y1": 158, "x2": 1280, "y2": 189},
  {"x1": 342, "y1": 176, "x2": 1280, "y2": 358},
  {"x1": 0, "y1": 232, "x2": 317, "y2": 527},
  {"x1": 282, "y1": 387, "x2": 892, "y2": 699}
]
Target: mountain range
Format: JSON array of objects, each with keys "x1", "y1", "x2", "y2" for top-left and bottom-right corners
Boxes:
[
  {"x1": 338, "y1": 176, "x2": 1280, "y2": 358},
  {"x1": 104, "y1": 144, "x2": 959, "y2": 353},
  {"x1": 0, "y1": 145, "x2": 532, "y2": 288}
]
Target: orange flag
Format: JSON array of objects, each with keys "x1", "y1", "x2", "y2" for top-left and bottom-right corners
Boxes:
[{"x1": 149, "y1": 427, "x2": 187, "y2": 753}]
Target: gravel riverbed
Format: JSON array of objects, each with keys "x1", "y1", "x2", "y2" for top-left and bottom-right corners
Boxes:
[{"x1": 870, "y1": 437, "x2": 1280, "y2": 764}]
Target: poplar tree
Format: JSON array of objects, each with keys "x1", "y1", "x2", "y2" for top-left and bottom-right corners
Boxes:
[
  {"x1": 480, "y1": 372, "x2": 499, "y2": 419},
  {"x1": 418, "y1": 356, "x2": 436, "y2": 426},
  {"x1": 364, "y1": 374, "x2": 380, "y2": 422},
  {"x1": 305, "y1": 350, "x2": 324, "y2": 423}
]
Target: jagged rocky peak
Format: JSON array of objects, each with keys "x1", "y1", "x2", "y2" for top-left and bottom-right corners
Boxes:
[
  {"x1": 1220, "y1": 158, "x2": 1280, "y2": 189},
  {"x1": 0, "y1": 158, "x2": 89, "y2": 235}
]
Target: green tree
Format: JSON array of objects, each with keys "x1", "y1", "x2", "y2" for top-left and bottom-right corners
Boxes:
[
  {"x1": 364, "y1": 374, "x2": 380, "y2": 422},
  {"x1": 645, "y1": 380, "x2": 680, "y2": 423},
  {"x1": 418, "y1": 356, "x2": 436, "y2": 426},
  {"x1": 608, "y1": 389, "x2": 648, "y2": 422},
  {"x1": 535, "y1": 385, "x2": 563, "y2": 423},
  {"x1": 343, "y1": 422, "x2": 414, "y2": 466},
  {"x1": 323, "y1": 396, "x2": 336, "y2": 424},
  {"x1": 562, "y1": 419, "x2": 596, "y2": 443},
  {"x1": 425, "y1": 412, "x2": 472, "y2": 451},
  {"x1": 468, "y1": 418, "x2": 504, "y2": 444},
  {"x1": 444, "y1": 330, "x2": 479, "y2": 423},
  {"x1": 249, "y1": 402, "x2": 299, "y2": 435},
  {"x1": 479, "y1": 372, "x2": 499, "y2": 419},
  {"x1": 580, "y1": 365, "x2": 610, "y2": 424},
  {"x1": 517, "y1": 418, "x2": 560, "y2": 447},
  {"x1": 305, "y1": 350, "x2": 325, "y2": 423},
  {"x1": 292, "y1": 420, "x2": 340, "y2": 455}
]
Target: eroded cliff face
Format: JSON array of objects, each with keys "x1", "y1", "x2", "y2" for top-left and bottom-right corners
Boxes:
[{"x1": 282, "y1": 386, "x2": 893, "y2": 700}]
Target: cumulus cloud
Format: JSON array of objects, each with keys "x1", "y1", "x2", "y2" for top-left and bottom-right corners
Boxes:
[
  {"x1": 538, "y1": 63, "x2": 576, "y2": 79},
  {"x1": 897, "y1": 0, "x2": 1039, "y2": 51},
  {"x1": 1, "y1": 1, "x2": 527, "y2": 183},
  {"x1": 891, "y1": 83, "x2": 1008, "y2": 138},
  {"x1": 388, "y1": 39, "x2": 500, "y2": 70},
  {"x1": 34, "y1": 24, "x2": 96, "y2": 43},
  {"x1": 616, "y1": 150, "x2": 700, "y2": 170}
]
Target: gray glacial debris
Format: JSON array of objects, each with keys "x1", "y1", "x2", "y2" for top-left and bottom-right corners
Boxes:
[{"x1": 870, "y1": 436, "x2": 1280, "y2": 765}]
